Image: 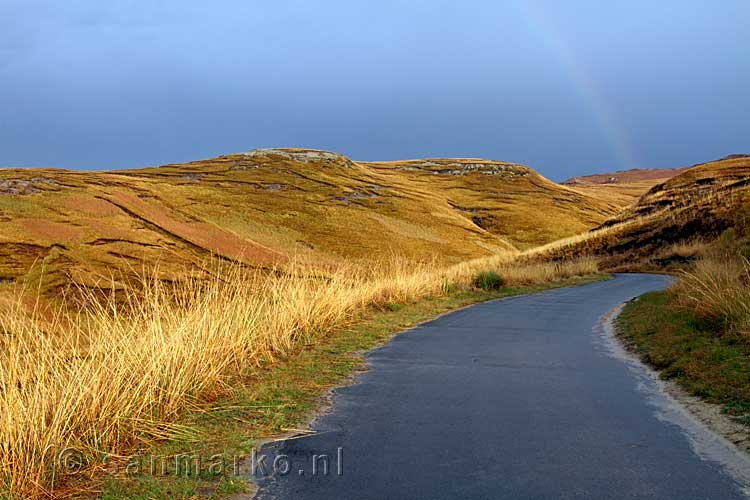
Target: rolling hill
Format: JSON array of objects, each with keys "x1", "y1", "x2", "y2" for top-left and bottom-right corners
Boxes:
[
  {"x1": 0, "y1": 148, "x2": 617, "y2": 294},
  {"x1": 533, "y1": 156, "x2": 750, "y2": 269}
]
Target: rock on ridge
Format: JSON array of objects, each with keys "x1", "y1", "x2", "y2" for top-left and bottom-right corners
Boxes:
[{"x1": 242, "y1": 148, "x2": 355, "y2": 168}]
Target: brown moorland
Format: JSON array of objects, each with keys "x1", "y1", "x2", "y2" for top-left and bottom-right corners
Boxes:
[
  {"x1": 563, "y1": 167, "x2": 687, "y2": 207},
  {"x1": 529, "y1": 156, "x2": 750, "y2": 269},
  {"x1": 0, "y1": 148, "x2": 620, "y2": 296}
]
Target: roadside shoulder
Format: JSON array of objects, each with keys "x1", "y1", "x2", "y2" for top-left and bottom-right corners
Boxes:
[{"x1": 613, "y1": 292, "x2": 750, "y2": 457}]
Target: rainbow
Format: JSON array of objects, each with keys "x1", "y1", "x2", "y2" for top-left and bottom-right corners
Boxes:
[{"x1": 518, "y1": 1, "x2": 640, "y2": 170}]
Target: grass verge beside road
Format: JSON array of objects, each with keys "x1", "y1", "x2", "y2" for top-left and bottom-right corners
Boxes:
[{"x1": 617, "y1": 291, "x2": 750, "y2": 432}]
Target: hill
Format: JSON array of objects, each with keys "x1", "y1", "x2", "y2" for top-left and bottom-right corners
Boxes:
[
  {"x1": 0, "y1": 148, "x2": 616, "y2": 294},
  {"x1": 532, "y1": 156, "x2": 750, "y2": 269},
  {"x1": 563, "y1": 167, "x2": 687, "y2": 207},
  {"x1": 563, "y1": 167, "x2": 688, "y2": 185},
  {"x1": 362, "y1": 157, "x2": 616, "y2": 248}
]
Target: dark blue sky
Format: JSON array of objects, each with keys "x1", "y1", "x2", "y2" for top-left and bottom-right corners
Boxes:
[{"x1": 1, "y1": 1, "x2": 748, "y2": 180}]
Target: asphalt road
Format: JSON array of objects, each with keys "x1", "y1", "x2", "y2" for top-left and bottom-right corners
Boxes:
[{"x1": 254, "y1": 274, "x2": 749, "y2": 499}]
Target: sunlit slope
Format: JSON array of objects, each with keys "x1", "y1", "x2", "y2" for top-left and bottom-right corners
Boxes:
[
  {"x1": 365, "y1": 158, "x2": 617, "y2": 249},
  {"x1": 0, "y1": 148, "x2": 615, "y2": 291},
  {"x1": 605, "y1": 158, "x2": 750, "y2": 225},
  {"x1": 532, "y1": 156, "x2": 750, "y2": 268}
]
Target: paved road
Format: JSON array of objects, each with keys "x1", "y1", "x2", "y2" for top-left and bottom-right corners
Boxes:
[{"x1": 254, "y1": 274, "x2": 749, "y2": 499}]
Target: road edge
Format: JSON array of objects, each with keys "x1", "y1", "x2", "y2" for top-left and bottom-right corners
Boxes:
[{"x1": 599, "y1": 301, "x2": 750, "y2": 497}]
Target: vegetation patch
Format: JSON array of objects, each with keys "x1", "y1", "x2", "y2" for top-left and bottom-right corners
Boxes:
[
  {"x1": 617, "y1": 229, "x2": 750, "y2": 430},
  {"x1": 472, "y1": 270, "x2": 504, "y2": 290},
  {"x1": 617, "y1": 291, "x2": 750, "y2": 427},
  {"x1": 528, "y1": 156, "x2": 750, "y2": 272}
]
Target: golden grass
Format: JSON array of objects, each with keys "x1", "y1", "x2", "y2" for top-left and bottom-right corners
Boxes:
[
  {"x1": 655, "y1": 239, "x2": 707, "y2": 260},
  {"x1": 520, "y1": 217, "x2": 648, "y2": 259},
  {"x1": 522, "y1": 157, "x2": 750, "y2": 266},
  {"x1": 0, "y1": 253, "x2": 597, "y2": 498},
  {"x1": 673, "y1": 253, "x2": 750, "y2": 338},
  {"x1": 521, "y1": 189, "x2": 748, "y2": 267},
  {"x1": 0, "y1": 149, "x2": 618, "y2": 295},
  {"x1": 446, "y1": 253, "x2": 598, "y2": 287}
]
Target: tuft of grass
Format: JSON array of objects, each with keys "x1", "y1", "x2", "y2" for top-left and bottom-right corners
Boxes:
[
  {"x1": 616, "y1": 229, "x2": 750, "y2": 428},
  {"x1": 473, "y1": 270, "x2": 504, "y2": 290},
  {"x1": 673, "y1": 250, "x2": 750, "y2": 339}
]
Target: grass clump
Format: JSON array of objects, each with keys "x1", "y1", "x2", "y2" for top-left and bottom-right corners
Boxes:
[
  {"x1": 673, "y1": 229, "x2": 750, "y2": 339},
  {"x1": 473, "y1": 270, "x2": 504, "y2": 290}
]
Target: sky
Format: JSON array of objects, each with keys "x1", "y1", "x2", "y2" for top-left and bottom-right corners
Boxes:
[{"x1": 1, "y1": 1, "x2": 748, "y2": 181}]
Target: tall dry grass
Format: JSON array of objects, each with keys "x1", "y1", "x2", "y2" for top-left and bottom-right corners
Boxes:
[
  {"x1": 520, "y1": 217, "x2": 650, "y2": 259},
  {"x1": 673, "y1": 253, "x2": 750, "y2": 338},
  {"x1": 446, "y1": 254, "x2": 598, "y2": 287},
  {"x1": 0, "y1": 254, "x2": 597, "y2": 498},
  {"x1": 654, "y1": 239, "x2": 706, "y2": 260}
]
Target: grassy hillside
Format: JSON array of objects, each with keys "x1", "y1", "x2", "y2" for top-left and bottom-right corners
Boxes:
[
  {"x1": 0, "y1": 148, "x2": 616, "y2": 294},
  {"x1": 528, "y1": 156, "x2": 750, "y2": 269},
  {"x1": 364, "y1": 157, "x2": 616, "y2": 248}
]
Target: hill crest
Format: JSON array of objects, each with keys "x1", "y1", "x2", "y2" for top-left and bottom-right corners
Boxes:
[
  {"x1": 532, "y1": 156, "x2": 750, "y2": 270},
  {"x1": 0, "y1": 149, "x2": 617, "y2": 294}
]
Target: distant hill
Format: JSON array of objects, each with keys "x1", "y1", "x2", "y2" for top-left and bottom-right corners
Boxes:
[
  {"x1": 562, "y1": 167, "x2": 687, "y2": 208},
  {"x1": 563, "y1": 167, "x2": 688, "y2": 186},
  {"x1": 723, "y1": 154, "x2": 750, "y2": 160},
  {"x1": 0, "y1": 148, "x2": 616, "y2": 294}
]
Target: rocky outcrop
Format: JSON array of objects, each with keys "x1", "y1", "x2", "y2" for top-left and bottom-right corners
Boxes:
[
  {"x1": 0, "y1": 177, "x2": 59, "y2": 195},
  {"x1": 242, "y1": 148, "x2": 355, "y2": 168},
  {"x1": 431, "y1": 162, "x2": 530, "y2": 177},
  {"x1": 384, "y1": 159, "x2": 531, "y2": 177}
]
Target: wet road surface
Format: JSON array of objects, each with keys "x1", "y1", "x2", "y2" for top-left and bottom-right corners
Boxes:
[{"x1": 254, "y1": 274, "x2": 749, "y2": 499}]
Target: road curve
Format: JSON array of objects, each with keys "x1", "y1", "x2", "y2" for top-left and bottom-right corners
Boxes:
[{"x1": 254, "y1": 274, "x2": 749, "y2": 499}]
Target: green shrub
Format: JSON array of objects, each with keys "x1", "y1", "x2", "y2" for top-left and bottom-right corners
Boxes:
[
  {"x1": 738, "y1": 240, "x2": 750, "y2": 261},
  {"x1": 473, "y1": 270, "x2": 504, "y2": 290},
  {"x1": 720, "y1": 227, "x2": 737, "y2": 243},
  {"x1": 441, "y1": 278, "x2": 459, "y2": 294}
]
